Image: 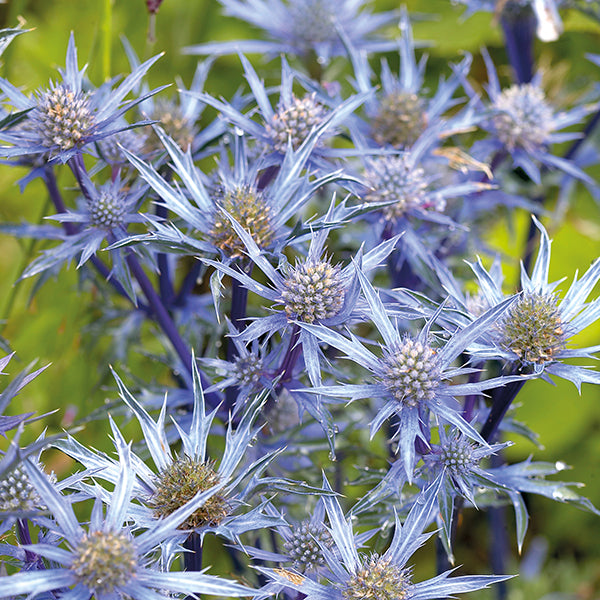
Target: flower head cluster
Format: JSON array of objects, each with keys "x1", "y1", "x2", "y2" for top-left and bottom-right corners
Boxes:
[
  {"x1": 54, "y1": 361, "x2": 284, "y2": 541},
  {"x1": 265, "y1": 93, "x2": 326, "y2": 153},
  {"x1": 301, "y1": 268, "x2": 526, "y2": 478},
  {"x1": 471, "y1": 50, "x2": 595, "y2": 183},
  {"x1": 492, "y1": 83, "x2": 554, "y2": 152},
  {"x1": 346, "y1": 10, "x2": 474, "y2": 149},
  {"x1": 281, "y1": 258, "x2": 346, "y2": 323}
]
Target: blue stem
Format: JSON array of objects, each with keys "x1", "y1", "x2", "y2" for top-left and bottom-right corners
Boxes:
[
  {"x1": 276, "y1": 325, "x2": 302, "y2": 384},
  {"x1": 125, "y1": 252, "x2": 193, "y2": 386},
  {"x1": 481, "y1": 376, "x2": 527, "y2": 443},
  {"x1": 175, "y1": 260, "x2": 203, "y2": 305},
  {"x1": 183, "y1": 532, "x2": 203, "y2": 573},
  {"x1": 500, "y1": 10, "x2": 536, "y2": 84},
  {"x1": 156, "y1": 201, "x2": 175, "y2": 306},
  {"x1": 17, "y1": 519, "x2": 41, "y2": 567}
]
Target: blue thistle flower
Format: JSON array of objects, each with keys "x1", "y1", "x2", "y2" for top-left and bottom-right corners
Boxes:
[
  {"x1": 261, "y1": 475, "x2": 511, "y2": 600},
  {"x1": 0, "y1": 33, "x2": 164, "y2": 165},
  {"x1": 54, "y1": 361, "x2": 285, "y2": 543},
  {"x1": 120, "y1": 125, "x2": 355, "y2": 261},
  {"x1": 460, "y1": 217, "x2": 600, "y2": 387},
  {"x1": 298, "y1": 269, "x2": 529, "y2": 479},
  {"x1": 203, "y1": 207, "x2": 401, "y2": 390},
  {"x1": 14, "y1": 169, "x2": 147, "y2": 299},
  {"x1": 468, "y1": 49, "x2": 596, "y2": 183},
  {"x1": 0, "y1": 436, "x2": 257, "y2": 600},
  {"x1": 184, "y1": 0, "x2": 400, "y2": 63},
  {"x1": 189, "y1": 54, "x2": 370, "y2": 166},
  {"x1": 345, "y1": 10, "x2": 475, "y2": 149}
]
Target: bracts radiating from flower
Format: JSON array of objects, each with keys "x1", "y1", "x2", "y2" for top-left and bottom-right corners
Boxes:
[
  {"x1": 259, "y1": 474, "x2": 512, "y2": 600},
  {"x1": 298, "y1": 268, "x2": 530, "y2": 480},
  {"x1": 0, "y1": 434, "x2": 258, "y2": 600},
  {"x1": 0, "y1": 33, "x2": 164, "y2": 166}
]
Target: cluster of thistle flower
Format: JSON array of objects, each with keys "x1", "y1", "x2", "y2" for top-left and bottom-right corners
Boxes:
[{"x1": 1, "y1": 0, "x2": 600, "y2": 598}]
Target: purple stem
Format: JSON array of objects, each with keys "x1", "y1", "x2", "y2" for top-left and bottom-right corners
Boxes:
[
  {"x1": 480, "y1": 376, "x2": 527, "y2": 443},
  {"x1": 183, "y1": 532, "x2": 203, "y2": 573},
  {"x1": 17, "y1": 519, "x2": 40, "y2": 566},
  {"x1": 225, "y1": 273, "x2": 250, "y2": 412},
  {"x1": 125, "y1": 253, "x2": 192, "y2": 382}
]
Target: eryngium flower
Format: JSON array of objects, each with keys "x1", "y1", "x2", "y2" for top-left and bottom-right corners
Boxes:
[
  {"x1": 184, "y1": 0, "x2": 400, "y2": 63},
  {"x1": 0, "y1": 438, "x2": 257, "y2": 600},
  {"x1": 190, "y1": 54, "x2": 370, "y2": 164},
  {"x1": 260, "y1": 475, "x2": 511, "y2": 600},
  {"x1": 345, "y1": 10, "x2": 474, "y2": 149},
  {"x1": 299, "y1": 269, "x2": 527, "y2": 479},
  {"x1": 265, "y1": 93, "x2": 326, "y2": 153},
  {"x1": 463, "y1": 217, "x2": 600, "y2": 387},
  {"x1": 492, "y1": 83, "x2": 554, "y2": 153},
  {"x1": 281, "y1": 259, "x2": 346, "y2": 323},
  {"x1": 203, "y1": 213, "x2": 400, "y2": 390},
  {"x1": 470, "y1": 49, "x2": 595, "y2": 183},
  {"x1": 54, "y1": 362, "x2": 283, "y2": 541},
  {"x1": 0, "y1": 33, "x2": 163, "y2": 164}
]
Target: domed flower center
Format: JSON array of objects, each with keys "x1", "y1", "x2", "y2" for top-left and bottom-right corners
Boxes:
[
  {"x1": 265, "y1": 389, "x2": 301, "y2": 435},
  {"x1": 265, "y1": 94, "x2": 326, "y2": 153},
  {"x1": 0, "y1": 464, "x2": 46, "y2": 512},
  {"x1": 371, "y1": 92, "x2": 428, "y2": 148},
  {"x1": 439, "y1": 437, "x2": 478, "y2": 477},
  {"x1": 34, "y1": 85, "x2": 95, "y2": 152},
  {"x1": 150, "y1": 99, "x2": 196, "y2": 151},
  {"x1": 232, "y1": 353, "x2": 263, "y2": 388},
  {"x1": 343, "y1": 556, "x2": 411, "y2": 600},
  {"x1": 283, "y1": 520, "x2": 334, "y2": 572},
  {"x1": 88, "y1": 190, "x2": 128, "y2": 229},
  {"x1": 209, "y1": 185, "x2": 275, "y2": 258},
  {"x1": 364, "y1": 155, "x2": 443, "y2": 220},
  {"x1": 148, "y1": 456, "x2": 230, "y2": 529},
  {"x1": 492, "y1": 84, "x2": 553, "y2": 152},
  {"x1": 289, "y1": 0, "x2": 337, "y2": 47},
  {"x1": 281, "y1": 259, "x2": 345, "y2": 323},
  {"x1": 379, "y1": 338, "x2": 440, "y2": 407},
  {"x1": 499, "y1": 292, "x2": 565, "y2": 364},
  {"x1": 99, "y1": 129, "x2": 146, "y2": 165},
  {"x1": 70, "y1": 530, "x2": 137, "y2": 594}
]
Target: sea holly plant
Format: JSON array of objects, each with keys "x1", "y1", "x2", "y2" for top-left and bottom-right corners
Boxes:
[{"x1": 0, "y1": 4, "x2": 599, "y2": 600}]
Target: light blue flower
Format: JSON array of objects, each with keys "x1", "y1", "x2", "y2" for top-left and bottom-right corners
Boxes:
[
  {"x1": 120, "y1": 124, "x2": 356, "y2": 261},
  {"x1": 188, "y1": 54, "x2": 371, "y2": 166},
  {"x1": 260, "y1": 475, "x2": 511, "y2": 600},
  {"x1": 54, "y1": 361, "x2": 285, "y2": 544},
  {"x1": 0, "y1": 33, "x2": 163, "y2": 165},
  {"x1": 0, "y1": 435, "x2": 257, "y2": 600},
  {"x1": 184, "y1": 0, "x2": 399, "y2": 64},
  {"x1": 467, "y1": 49, "x2": 596, "y2": 184},
  {"x1": 344, "y1": 10, "x2": 475, "y2": 150},
  {"x1": 298, "y1": 269, "x2": 528, "y2": 480},
  {"x1": 462, "y1": 217, "x2": 600, "y2": 387}
]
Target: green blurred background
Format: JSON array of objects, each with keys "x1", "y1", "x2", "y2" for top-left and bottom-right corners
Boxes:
[{"x1": 0, "y1": 0, "x2": 598, "y2": 596}]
